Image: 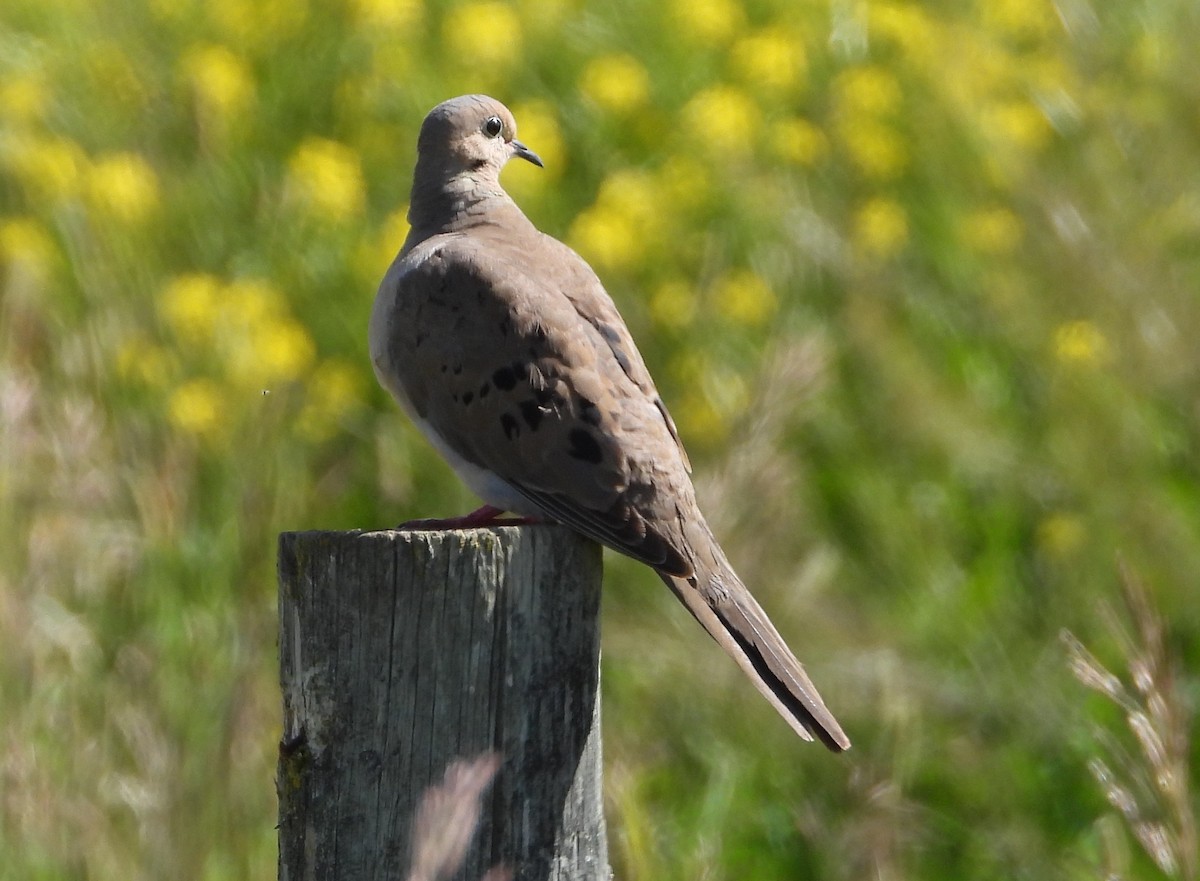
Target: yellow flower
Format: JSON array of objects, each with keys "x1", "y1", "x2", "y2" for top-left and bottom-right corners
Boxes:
[
  {"x1": 730, "y1": 27, "x2": 806, "y2": 93},
  {"x1": 299, "y1": 359, "x2": 364, "y2": 440},
  {"x1": 983, "y1": 0, "x2": 1057, "y2": 41},
  {"x1": 981, "y1": 100, "x2": 1053, "y2": 152},
  {"x1": 681, "y1": 85, "x2": 761, "y2": 157},
  {"x1": 224, "y1": 278, "x2": 286, "y2": 326},
  {"x1": 228, "y1": 319, "x2": 315, "y2": 388},
  {"x1": 597, "y1": 169, "x2": 660, "y2": 222},
  {"x1": 870, "y1": 2, "x2": 941, "y2": 69},
  {"x1": 670, "y1": 0, "x2": 743, "y2": 46},
  {"x1": 854, "y1": 197, "x2": 908, "y2": 258},
  {"x1": 443, "y1": 2, "x2": 522, "y2": 68},
  {"x1": 839, "y1": 119, "x2": 907, "y2": 179},
  {"x1": 714, "y1": 269, "x2": 777, "y2": 327},
  {"x1": 833, "y1": 65, "x2": 902, "y2": 118},
  {"x1": 8, "y1": 137, "x2": 88, "y2": 202},
  {"x1": 287, "y1": 137, "x2": 366, "y2": 222},
  {"x1": 349, "y1": 0, "x2": 422, "y2": 30},
  {"x1": 649, "y1": 278, "x2": 698, "y2": 329},
  {"x1": 168, "y1": 379, "x2": 226, "y2": 441},
  {"x1": 962, "y1": 207, "x2": 1022, "y2": 255},
  {"x1": 1053, "y1": 320, "x2": 1109, "y2": 366},
  {"x1": 0, "y1": 218, "x2": 57, "y2": 288},
  {"x1": 569, "y1": 168, "x2": 663, "y2": 271},
  {"x1": 181, "y1": 44, "x2": 255, "y2": 119},
  {"x1": 160, "y1": 273, "x2": 314, "y2": 386},
  {"x1": 769, "y1": 117, "x2": 828, "y2": 166},
  {"x1": 0, "y1": 75, "x2": 48, "y2": 124},
  {"x1": 199, "y1": 278, "x2": 315, "y2": 387},
  {"x1": 580, "y1": 54, "x2": 651, "y2": 114},
  {"x1": 159, "y1": 274, "x2": 223, "y2": 341},
  {"x1": 569, "y1": 205, "x2": 643, "y2": 272},
  {"x1": 1037, "y1": 513, "x2": 1085, "y2": 557},
  {"x1": 209, "y1": 0, "x2": 308, "y2": 48},
  {"x1": 88, "y1": 153, "x2": 160, "y2": 223}
]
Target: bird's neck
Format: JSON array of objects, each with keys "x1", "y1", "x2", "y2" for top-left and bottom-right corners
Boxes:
[{"x1": 406, "y1": 163, "x2": 519, "y2": 239}]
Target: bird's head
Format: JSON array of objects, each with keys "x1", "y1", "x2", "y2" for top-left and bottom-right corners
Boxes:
[{"x1": 416, "y1": 95, "x2": 543, "y2": 179}]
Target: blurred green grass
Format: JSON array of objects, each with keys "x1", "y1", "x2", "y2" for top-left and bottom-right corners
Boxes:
[{"x1": 2, "y1": 0, "x2": 1198, "y2": 878}]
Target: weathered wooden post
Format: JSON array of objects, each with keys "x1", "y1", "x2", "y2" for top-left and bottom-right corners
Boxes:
[{"x1": 277, "y1": 526, "x2": 609, "y2": 881}]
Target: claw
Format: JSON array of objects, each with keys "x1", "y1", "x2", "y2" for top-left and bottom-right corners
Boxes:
[{"x1": 398, "y1": 504, "x2": 543, "y2": 530}]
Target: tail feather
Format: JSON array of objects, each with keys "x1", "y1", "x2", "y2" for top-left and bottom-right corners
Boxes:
[{"x1": 658, "y1": 564, "x2": 850, "y2": 752}]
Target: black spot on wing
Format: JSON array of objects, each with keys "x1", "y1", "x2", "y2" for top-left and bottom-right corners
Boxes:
[
  {"x1": 479, "y1": 382, "x2": 491, "y2": 398},
  {"x1": 518, "y1": 399, "x2": 545, "y2": 431},
  {"x1": 500, "y1": 413, "x2": 519, "y2": 440},
  {"x1": 462, "y1": 391, "x2": 474, "y2": 405},
  {"x1": 567, "y1": 429, "x2": 603, "y2": 464},
  {"x1": 578, "y1": 397, "x2": 601, "y2": 426},
  {"x1": 493, "y1": 367, "x2": 516, "y2": 390}
]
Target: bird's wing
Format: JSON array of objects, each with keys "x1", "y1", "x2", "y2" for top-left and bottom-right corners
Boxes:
[{"x1": 380, "y1": 233, "x2": 694, "y2": 574}]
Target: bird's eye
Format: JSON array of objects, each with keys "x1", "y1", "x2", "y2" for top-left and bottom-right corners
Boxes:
[{"x1": 483, "y1": 116, "x2": 504, "y2": 138}]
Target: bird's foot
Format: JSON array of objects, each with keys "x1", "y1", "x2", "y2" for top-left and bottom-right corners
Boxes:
[{"x1": 398, "y1": 505, "x2": 543, "y2": 530}]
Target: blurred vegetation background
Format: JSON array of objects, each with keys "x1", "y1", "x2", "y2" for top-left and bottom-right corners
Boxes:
[{"x1": 2, "y1": 0, "x2": 1198, "y2": 877}]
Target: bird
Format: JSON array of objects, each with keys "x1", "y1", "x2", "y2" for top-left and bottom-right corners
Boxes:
[{"x1": 369, "y1": 95, "x2": 849, "y2": 751}]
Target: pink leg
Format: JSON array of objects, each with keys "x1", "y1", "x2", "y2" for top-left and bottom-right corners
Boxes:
[{"x1": 398, "y1": 504, "x2": 544, "y2": 530}]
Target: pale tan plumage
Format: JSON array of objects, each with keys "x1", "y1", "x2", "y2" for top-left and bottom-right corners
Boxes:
[{"x1": 370, "y1": 95, "x2": 849, "y2": 750}]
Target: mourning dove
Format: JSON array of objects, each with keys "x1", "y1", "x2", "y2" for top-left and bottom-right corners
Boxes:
[{"x1": 369, "y1": 95, "x2": 849, "y2": 751}]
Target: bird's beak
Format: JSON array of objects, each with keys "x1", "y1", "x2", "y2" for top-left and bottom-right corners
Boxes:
[{"x1": 511, "y1": 140, "x2": 544, "y2": 168}]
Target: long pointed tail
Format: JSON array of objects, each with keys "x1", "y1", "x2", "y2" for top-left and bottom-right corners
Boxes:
[{"x1": 658, "y1": 551, "x2": 850, "y2": 751}]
